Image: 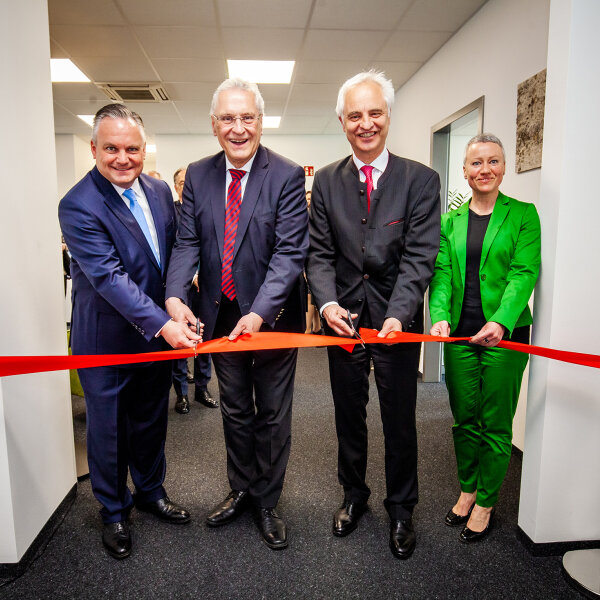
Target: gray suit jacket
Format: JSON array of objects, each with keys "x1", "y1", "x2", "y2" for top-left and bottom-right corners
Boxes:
[{"x1": 306, "y1": 153, "x2": 441, "y2": 332}]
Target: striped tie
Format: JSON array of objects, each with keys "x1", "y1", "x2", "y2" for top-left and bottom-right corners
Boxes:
[{"x1": 221, "y1": 169, "x2": 246, "y2": 300}]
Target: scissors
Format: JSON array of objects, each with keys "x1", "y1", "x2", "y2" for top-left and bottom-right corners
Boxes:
[
  {"x1": 344, "y1": 309, "x2": 366, "y2": 350},
  {"x1": 194, "y1": 318, "x2": 201, "y2": 357}
]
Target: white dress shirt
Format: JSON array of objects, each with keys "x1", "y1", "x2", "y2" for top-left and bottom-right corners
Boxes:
[{"x1": 225, "y1": 154, "x2": 256, "y2": 205}]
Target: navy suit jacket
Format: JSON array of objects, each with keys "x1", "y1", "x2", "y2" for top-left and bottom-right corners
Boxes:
[
  {"x1": 165, "y1": 144, "x2": 309, "y2": 339},
  {"x1": 59, "y1": 167, "x2": 176, "y2": 357}
]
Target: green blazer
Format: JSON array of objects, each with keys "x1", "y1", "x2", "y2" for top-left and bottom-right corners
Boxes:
[{"x1": 429, "y1": 191, "x2": 541, "y2": 336}]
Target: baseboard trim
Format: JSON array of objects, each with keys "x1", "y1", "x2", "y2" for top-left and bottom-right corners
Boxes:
[
  {"x1": 0, "y1": 483, "x2": 77, "y2": 583},
  {"x1": 517, "y1": 526, "x2": 600, "y2": 556}
]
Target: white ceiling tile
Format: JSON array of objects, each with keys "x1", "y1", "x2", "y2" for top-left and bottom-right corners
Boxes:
[
  {"x1": 50, "y1": 39, "x2": 69, "y2": 58},
  {"x1": 302, "y1": 30, "x2": 389, "y2": 61},
  {"x1": 257, "y1": 85, "x2": 291, "y2": 106},
  {"x1": 310, "y1": 0, "x2": 413, "y2": 30},
  {"x1": 52, "y1": 82, "x2": 107, "y2": 103},
  {"x1": 163, "y1": 82, "x2": 219, "y2": 101},
  {"x1": 294, "y1": 60, "x2": 368, "y2": 85},
  {"x1": 74, "y1": 56, "x2": 159, "y2": 82},
  {"x1": 48, "y1": 0, "x2": 124, "y2": 25},
  {"x1": 285, "y1": 102, "x2": 336, "y2": 118},
  {"x1": 222, "y1": 28, "x2": 304, "y2": 60},
  {"x1": 376, "y1": 30, "x2": 453, "y2": 62},
  {"x1": 217, "y1": 0, "x2": 312, "y2": 28},
  {"x1": 399, "y1": 0, "x2": 487, "y2": 32},
  {"x1": 135, "y1": 26, "x2": 223, "y2": 59},
  {"x1": 369, "y1": 61, "x2": 423, "y2": 87},
  {"x1": 57, "y1": 99, "x2": 119, "y2": 114},
  {"x1": 118, "y1": 0, "x2": 217, "y2": 26},
  {"x1": 53, "y1": 103, "x2": 93, "y2": 134},
  {"x1": 137, "y1": 114, "x2": 189, "y2": 134},
  {"x1": 286, "y1": 83, "x2": 340, "y2": 105},
  {"x1": 51, "y1": 26, "x2": 145, "y2": 58},
  {"x1": 153, "y1": 59, "x2": 227, "y2": 83}
]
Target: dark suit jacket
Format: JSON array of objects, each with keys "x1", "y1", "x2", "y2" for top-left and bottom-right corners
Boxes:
[
  {"x1": 59, "y1": 167, "x2": 176, "y2": 357},
  {"x1": 165, "y1": 144, "x2": 309, "y2": 339},
  {"x1": 307, "y1": 153, "x2": 441, "y2": 332}
]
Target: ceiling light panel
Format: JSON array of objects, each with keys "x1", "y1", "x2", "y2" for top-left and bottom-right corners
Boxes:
[{"x1": 51, "y1": 59, "x2": 90, "y2": 82}]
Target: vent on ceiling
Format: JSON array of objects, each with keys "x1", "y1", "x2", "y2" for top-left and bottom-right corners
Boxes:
[{"x1": 98, "y1": 83, "x2": 170, "y2": 103}]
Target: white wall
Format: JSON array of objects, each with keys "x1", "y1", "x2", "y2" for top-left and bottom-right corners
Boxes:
[
  {"x1": 1, "y1": 0, "x2": 76, "y2": 563},
  {"x1": 519, "y1": 0, "x2": 600, "y2": 544},
  {"x1": 389, "y1": 0, "x2": 551, "y2": 450},
  {"x1": 156, "y1": 133, "x2": 349, "y2": 197},
  {"x1": 55, "y1": 134, "x2": 94, "y2": 199}
]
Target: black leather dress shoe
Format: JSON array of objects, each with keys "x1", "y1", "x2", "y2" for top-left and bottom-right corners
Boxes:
[
  {"x1": 136, "y1": 496, "x2": 191, "y2": 524},
  {"x1": 445, "y1": 503, "x2": 474, "y2": 527},
  {"x1": 194, "y1": 388, "x2": 219, "y2": 408},
  {"x1": 333, "y1": 501, "x2": 367, "y2": 537},
  {"x1": 459, "y1": 507, "x2": 495, "y2": 543},
  {"x1": 389, "y1": 519, "x2": 416, "y2": 559},
  {"x1": 175, "y1": 395, "x2": 190, "y2": 414},
  {"x1": 102, "y1": 521, "x2": 131, "y2": 559},
  {"x1": 206, "y1": 490, "x2": 249, "y2": 526},
  {"x1": 255, "y1": 508, "x2": 288, "y2": 550}
]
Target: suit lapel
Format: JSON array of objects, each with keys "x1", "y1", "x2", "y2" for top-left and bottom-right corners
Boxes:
[
  {"x1": 210, "y1": 153, "x2": 227, "y2": 262},
  {"x1": 139, "y1": 175, "x2": 165, "y2": 273},
  {"x1": 481, "y1": 192, "x2": 510, "y2": 268},
  {"x1": 451, "y1": 202, "x2": 470, "y2": 285},
  {"x1": 232, "y1": 145, "x2": 268, "y2": 260},
  {"x1": 91, "y1": 168, "x2": 160, "y2": 271}
]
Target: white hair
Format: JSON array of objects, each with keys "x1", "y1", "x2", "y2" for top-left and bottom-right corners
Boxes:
[
  {"x1": 335, "y1": 70, "x2": 395, "y2": 118},
  {"x1": 210, "y1": 78, "x2": 265, "y2": 116}
]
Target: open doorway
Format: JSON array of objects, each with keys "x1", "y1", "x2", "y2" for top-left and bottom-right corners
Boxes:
[{"x1": 422, "y1": 97, "x2": 484, "y2": 382}]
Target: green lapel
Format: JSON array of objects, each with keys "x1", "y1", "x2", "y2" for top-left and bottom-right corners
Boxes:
[
  {"x1": 481, "y1": 191, "x2": 510, "y2": 268},
  {"x1": 451, "y1": 201, "x2": 470, "y2": 285}
]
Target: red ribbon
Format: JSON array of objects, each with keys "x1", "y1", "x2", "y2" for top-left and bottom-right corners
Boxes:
[{"x1": 0, "y1": 329, "x2": 598, "y2": 378}]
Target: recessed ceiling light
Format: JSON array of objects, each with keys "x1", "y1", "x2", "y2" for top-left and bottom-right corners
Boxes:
[
  {"x1": 51, "y1": 59, "x2": 90, "y2": 82},
  {"x1": 227, "y1": 60, "x2": 294, "y2": 84},
  {"x1": 262, "y1": 116, "x2": 281, "y2": 129},
  {"x1": 77, "y1": 114, "x2": 94, "y2": 127}
]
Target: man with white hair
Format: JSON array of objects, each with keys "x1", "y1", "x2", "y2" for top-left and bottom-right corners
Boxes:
[
  {"x1": 165, "y1": 79, "x2": 308, "y2": 549},
  {"x1": 307, "y1": 71, "x2": 441, "y2": 559}
]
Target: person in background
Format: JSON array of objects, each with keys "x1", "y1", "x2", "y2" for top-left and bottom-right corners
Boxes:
[
  {"x1": 165, "y1": 79, "x2": 308, "y2": 550},
  {"x1": 307, "y1": 71, "x2": 441, "y2": 560},
  {"x1": 171, "y1": 167, "x2": 217, "y2": 413},
  {"x1": 59, "y1": 104, "x2": 197, "y2": 559},
  {"x1": 429, "y1": 133, "x2": 541, "y2": 543},
  {"x1": 147, "y1": 170, "x2": 161, "y2": 179}
]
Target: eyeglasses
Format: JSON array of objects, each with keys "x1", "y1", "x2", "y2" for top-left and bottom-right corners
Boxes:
[{"x1": 213, "y1": 114, "x2": 261, "y2": 127}]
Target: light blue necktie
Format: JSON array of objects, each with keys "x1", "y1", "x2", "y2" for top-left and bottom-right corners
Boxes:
[{"x1": 123, "y1": 187, "x2": 161, "y2": 267}]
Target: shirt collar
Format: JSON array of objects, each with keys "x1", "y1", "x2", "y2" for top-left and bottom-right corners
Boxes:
[
  {"x1": 112, "y1": 178, "x2": 143, "y2": 198},
  {"x1": 352, "y1": 148, "x2": 389, "y2": 174},
  {"x1": 225, "y1": 153, "x2": 256, "y2": 175}
]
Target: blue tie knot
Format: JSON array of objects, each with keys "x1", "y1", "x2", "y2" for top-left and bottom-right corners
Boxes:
[{"x1": 123, "y1": 187, "x2": 136, "y2": 207}]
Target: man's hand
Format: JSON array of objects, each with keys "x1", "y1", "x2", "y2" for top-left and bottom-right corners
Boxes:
[
  {"x1": 160, "y1": 319, "x2": 201, "y2": 349},
  {"x1": 322, "y1": 304, "x2": 357, "y2": 337},
  {"x1": 228, "y1": 312, "x2": 264, "y2": 341},
  {"x1": 378, "y1": 317, "x2": 403, "y2": 338},
  {"x1": 166, "y1": 296, "x2": 196, "y2": 326},
  {"x1": 430, "y1": 320, "x2": 450, "y2": 337},
  {"x1": 471, "y1": 321, "x2": 505, "y2": 347}
]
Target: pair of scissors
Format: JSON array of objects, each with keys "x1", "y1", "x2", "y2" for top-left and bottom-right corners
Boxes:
[
  {"x1": 345, "y1": 309, "x2": 366, "y2": 349},
  {"x1": 194, "y1": 318, "x2": 201, "y2": 357}
]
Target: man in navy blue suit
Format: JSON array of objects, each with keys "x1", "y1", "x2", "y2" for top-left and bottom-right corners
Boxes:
[
  {"x1": 165, "y1": 79, "x2": 308, "y2": 550},
  {"x1": 59, "y1": 104, "x2": 199, "y2": 559}
]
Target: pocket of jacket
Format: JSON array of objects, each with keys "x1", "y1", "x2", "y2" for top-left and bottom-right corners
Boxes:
[{"x1": 384, "y1": 218, "x2": 405, "y2": 227}]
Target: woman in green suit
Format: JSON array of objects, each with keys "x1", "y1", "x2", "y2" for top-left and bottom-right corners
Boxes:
[{"x1": 429, "y1": 133, "x2": 541, "y2": 543}]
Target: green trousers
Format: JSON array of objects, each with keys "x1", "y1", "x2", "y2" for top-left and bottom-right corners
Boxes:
[{"x1": 444, "y1": 343, "x2": 529, "y2": 507}]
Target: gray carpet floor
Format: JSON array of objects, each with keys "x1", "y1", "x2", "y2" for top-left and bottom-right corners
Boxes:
[{"x1": 1, "y1": 348, "x2": 579, "y2": 599}]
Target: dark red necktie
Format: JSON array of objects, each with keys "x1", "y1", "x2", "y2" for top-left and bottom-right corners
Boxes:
[
  {"x1": 361, "y1": 165, "x2": 374, "y2": 212},
  {"x1": 221, "y1": 169, "x2": 246, "y2": 300}
]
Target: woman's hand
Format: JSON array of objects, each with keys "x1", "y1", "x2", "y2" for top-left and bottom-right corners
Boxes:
[
  {"x1": 471, "y1": 321, "x2": 505, "y2": 347},
  {"x1": 430, "y1": 320, "x2": 450, "y2": 337}
]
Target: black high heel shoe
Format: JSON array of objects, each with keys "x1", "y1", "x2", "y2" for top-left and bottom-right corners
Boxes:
[
  {"x1": 459, "y1": 507, "x2": 495, "y2": 543},
  {"x1": 444, "y1": 502, "x2": 474, "y2": 527}
]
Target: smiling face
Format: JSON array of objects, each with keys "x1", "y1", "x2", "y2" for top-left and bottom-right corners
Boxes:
[
  {"x1": 91, "y1": 117, "x2": 146, "y2": 187},
  {"x1": 211, "y1": 88, "x2": 262, "y2": 168},
  {"x1": 340, "y1": 80, "x2": 390, "y2": 164},
  {"x1": 463, "y1": 142, "x2": 506, "y2": 197}
]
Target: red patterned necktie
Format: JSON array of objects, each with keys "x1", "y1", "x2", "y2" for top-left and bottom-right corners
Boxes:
[
  {"x1": 221, "y1": 169, "x2": 246, "y2": 300},
  {"x1": 361, "y1": 165, "x2": 374, "y2": 212}
]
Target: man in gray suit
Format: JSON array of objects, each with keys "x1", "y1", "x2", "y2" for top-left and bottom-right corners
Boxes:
[{"x1": 306, "y1": 71, "x2": 441, "y2": 559}]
